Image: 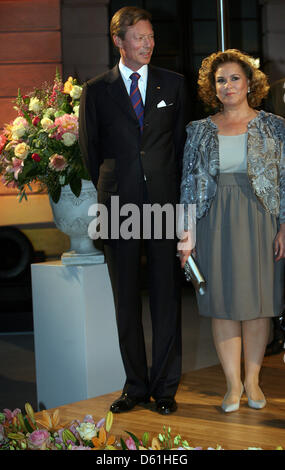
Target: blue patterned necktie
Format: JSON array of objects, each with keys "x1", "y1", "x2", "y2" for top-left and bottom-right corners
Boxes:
[{"x1": 129, "y1": 72, "x2": 144, "y2": 133}]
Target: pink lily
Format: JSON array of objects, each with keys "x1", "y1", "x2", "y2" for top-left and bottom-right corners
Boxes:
[{"x1": 11, "y1": 157, "x2": 24, "y2": 179}]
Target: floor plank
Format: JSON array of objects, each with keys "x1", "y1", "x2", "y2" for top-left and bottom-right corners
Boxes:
[{"x1": 36, "y1": 352, "x2": 285, "y2": 450}]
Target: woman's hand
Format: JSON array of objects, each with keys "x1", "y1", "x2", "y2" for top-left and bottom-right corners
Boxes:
[
  {"x1": 177, "y1": 231, "x2": 196, "y2": 268},
  {"x1": 274, "y1": 223, "x2": 285, "y2": 261}
]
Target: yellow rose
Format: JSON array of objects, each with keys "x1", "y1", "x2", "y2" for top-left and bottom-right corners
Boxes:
[
  {"x1": 64, "y1": 80, "x2": 73, "y2": 94},
  {"x1": 14, "y1": 142, "x2": 30, "y2": 159},
  {"x1": 41, "y1": 117, "x2": 54, "y2": 130}
]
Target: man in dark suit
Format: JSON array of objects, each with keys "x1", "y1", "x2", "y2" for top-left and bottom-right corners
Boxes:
[{"x1": 79, "y1": 6, "x2": 189, "y2": 415}]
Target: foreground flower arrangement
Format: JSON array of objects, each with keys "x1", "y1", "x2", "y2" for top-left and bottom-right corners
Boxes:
[
  {"x1": 0, "y1": 71, "x2": 89, "y2": 203},
  {"x1": 0, "y1": 404, "x2": 191, "y2": 451},
  {"x1": 0, "y1": 403, "x2": 283, "y2": 451}
]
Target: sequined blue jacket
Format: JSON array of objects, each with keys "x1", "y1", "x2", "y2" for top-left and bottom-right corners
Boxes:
[{"x1": 180, "y1": 110, "x2": 285, "y2": 224}]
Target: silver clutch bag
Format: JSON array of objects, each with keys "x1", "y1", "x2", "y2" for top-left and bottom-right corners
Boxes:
[{"x1": 184, "y1": 255, "x2": 206, "y2": 296}]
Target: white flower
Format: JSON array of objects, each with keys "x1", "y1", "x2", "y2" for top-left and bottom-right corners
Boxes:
[
  {"x1": 43, "y1": 107, "x2": 56, "y2": 118},
  {"x1": 11, "y1": 117, "x2": 29, "y2": 140},
  {"x1": 62, "y1": 132, "x2": 77, "y2": 146},
  {"x1": 14, "y1": 142, "x2": 30, "y2": 159},
  {"x1": 29, "y1": 97, "x2": 42, "y2": 114},
  {"x1": 12, "y1": 126, "x2": 26, "y2": 140},
  {"x1": 12, "y1": 116, "x2": 28, "y2": 127},
  {"x1": 41, "y1": 117, "x2": 54, "y2": 131},
  {"x1": 73, "y1": 105, "x2": 79, "y2": 117},
  {"x1": 76, "y1": 422, "x2": 97, "y2": 441},
  {"x1": 70, "y1": 85, "x2": 82, "y2": 100}
]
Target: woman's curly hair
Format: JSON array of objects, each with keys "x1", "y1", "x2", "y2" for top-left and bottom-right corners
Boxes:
[{"x1": 198, "y1": 49, "x2": 269, "y2": 109}]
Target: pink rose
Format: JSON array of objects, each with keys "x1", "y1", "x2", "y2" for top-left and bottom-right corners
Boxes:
[
  {"x1": 53, "y1": 114, "x2": 78, "y2": 139},
  {"x1": 28, "y1": 429, "x2": 51, "y2": 450},
  {"x1": 49, "y1": 153, "x2": 68, "y2": 171}
]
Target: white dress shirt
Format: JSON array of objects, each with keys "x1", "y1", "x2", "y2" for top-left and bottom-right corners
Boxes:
[{"x1": 118, "y1": 60, "x2": 148, "y2": 105}]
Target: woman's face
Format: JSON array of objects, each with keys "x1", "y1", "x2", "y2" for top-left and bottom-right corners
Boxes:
[{"x1": 214, "y1": 62, "x2": 250, "y2": 108}]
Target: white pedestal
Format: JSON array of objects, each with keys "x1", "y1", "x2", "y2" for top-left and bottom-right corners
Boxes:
[{"x1": 31, "y1": 261, "x2": 125, "y2": 410}]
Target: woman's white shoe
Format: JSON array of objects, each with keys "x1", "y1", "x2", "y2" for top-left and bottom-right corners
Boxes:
[
  {"x1": 247, "y1": 394, "x2": 266, "y2": 409},
  {"x1": 221, "y1": 384, "x2": 244, "y2": 413},
  {"x1": 245, "y1": 384, "x2": 266, "y2": 409}
]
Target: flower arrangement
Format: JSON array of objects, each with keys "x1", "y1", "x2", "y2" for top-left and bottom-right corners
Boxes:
[
  {"x1": 0, "y1": 403, "x2": 283, "y2": 451},
  {"x1": 0, "y1": 404, "x2": 115, "y2": 451},
  {"x1": 0, "y1": 403, "x2": 194, "y2": 451},
  {"x1": 0, "y1": 71, "x2": 89, "y2": 203}
]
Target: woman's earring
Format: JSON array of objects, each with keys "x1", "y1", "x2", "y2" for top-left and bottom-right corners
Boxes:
[{"x1": 248, "y1": 86, "x2": 251, "y2": 93}]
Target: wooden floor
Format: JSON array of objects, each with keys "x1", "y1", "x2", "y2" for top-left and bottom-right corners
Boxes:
[{"x1": 38, "y1": 352, "x2": 285, "y2": 450}]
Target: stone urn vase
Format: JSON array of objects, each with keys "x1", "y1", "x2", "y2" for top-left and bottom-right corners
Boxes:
[{"x1": 49, "y1": 179, "x2": 104, "y2": 265}]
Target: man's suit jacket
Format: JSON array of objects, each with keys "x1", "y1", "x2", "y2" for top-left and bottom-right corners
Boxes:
[{"x1": 79, "y1": 64, "x2": 189, "y2": 210}]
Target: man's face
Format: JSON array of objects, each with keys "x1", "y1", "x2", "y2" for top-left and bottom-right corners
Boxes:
[{"x1": 113, "y1": 20, "x2": 155, "y2": 71}]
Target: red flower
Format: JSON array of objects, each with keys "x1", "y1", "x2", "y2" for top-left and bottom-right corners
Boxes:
[
  {"x1": 0, "y1": 134, "x2": 7, "y2": 153},
  {"x1": 32, "y1": 116, "x2": 40, "y2": 126},
  {"x1": 31, "y1": 153, "x2": 41, "y2": 162}
]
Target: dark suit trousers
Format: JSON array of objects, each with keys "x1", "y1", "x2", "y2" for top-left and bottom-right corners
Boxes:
[{"x1": 104, "y1": 234, "x2": 182, "y2": 399}]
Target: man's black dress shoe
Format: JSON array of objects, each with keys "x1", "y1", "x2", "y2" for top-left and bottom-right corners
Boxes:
[
  {"x1": 155, "y1": 397, "x2": 177, "y2": 415},
  {"x1": 110, "y1": 393, "x2": 150, "y2": 413}
]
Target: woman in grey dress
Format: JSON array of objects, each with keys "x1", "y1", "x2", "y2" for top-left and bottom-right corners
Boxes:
[{"x1": 179, "y1": 49, "x2": 285, "y2": 412}]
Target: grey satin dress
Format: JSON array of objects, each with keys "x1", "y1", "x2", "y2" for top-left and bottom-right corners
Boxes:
[{"x1": 196, "y1": 133, "x2": 284, "y2": 320}]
